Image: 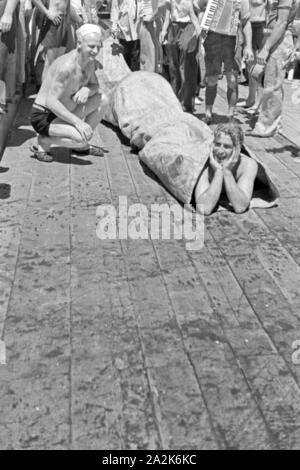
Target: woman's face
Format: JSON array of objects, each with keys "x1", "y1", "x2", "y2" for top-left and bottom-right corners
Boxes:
[{"x1": 212, "y1": 132, "x2": 234, "y2": 164}]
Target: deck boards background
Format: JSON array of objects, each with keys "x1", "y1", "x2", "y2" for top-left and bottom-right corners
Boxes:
[{"x1": 0, "y1": 78, "x2": 300, "y2": 449}]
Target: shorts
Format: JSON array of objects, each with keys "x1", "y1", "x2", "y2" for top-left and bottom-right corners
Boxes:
[
  {"x1": 252, "y1": 22, "x2": 265, "y2": 52},
  {"x1": 204, "y1": 31, "x2": 238, "y2": 77},
  {"x1": 38, "y1": 14, "x2": 69, "y2": 49},
  {"x1": 31, "y1": 104, "x2": 57, "y2": 136}
]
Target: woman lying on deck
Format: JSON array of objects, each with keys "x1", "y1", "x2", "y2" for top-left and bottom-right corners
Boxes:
[
  {"x1": 195, "y1": 123, "x2": 258, "y2": 215},
  {"x1": 103, "y1": 70, "x2": 278, "y2": 213}
]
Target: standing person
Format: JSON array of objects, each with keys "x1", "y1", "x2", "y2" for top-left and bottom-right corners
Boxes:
[
  {"x1": 30, "y1": 23, "x2": 106, "y2": 162},
  {"x1": 0, "y1": 0, "x2": 20, "y2": 112},
  {"x1": 250, "y1": 0, "x2": 300, "y2": 137},
  {"x1": 33, "y1": 0, "x2": 71, "y2": 81},
  {"x1": 139, "y1": 0, "x2": 165, "y2": 73},
  {"x1": 160, "y1": 0, "x2": 201, "y2": 113},
  {"x1": 238, "y1": 0, "x2": 267, "y2": 113},
  {"x1": 110, "y1": 0, "x2": 140, "y2": 71},
  {"x1": 199, "y1": 0, "x2": 253, "y2": 124}
]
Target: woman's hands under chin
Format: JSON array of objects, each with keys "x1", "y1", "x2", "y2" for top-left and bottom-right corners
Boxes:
[{"x1": 209, "y1": 152, "x2": 223, "y2": 172}]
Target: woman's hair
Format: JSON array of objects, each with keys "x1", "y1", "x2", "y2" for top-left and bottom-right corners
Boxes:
[{"x1": 213, "y1": 122, "x2": 244, "y2": 149}]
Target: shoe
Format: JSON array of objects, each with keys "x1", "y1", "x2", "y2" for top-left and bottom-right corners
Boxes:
[
  {"x1": 71, "y1": 145, "x2": 104, "y2": 157},
  {"x1": 236, "y1": 100, "x2": 255, "y2": 108},
  {"x1": 30, "y1": 145, "x2": 53, "y2": 162}
]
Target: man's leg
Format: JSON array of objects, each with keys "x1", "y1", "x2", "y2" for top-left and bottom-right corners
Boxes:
[
  {"x1": 205, "y1": 75, "x2": 218, "y2": 121},
  {"x1": 140, "y1": 21, "x2": 156, "y2": 72},
  {"x1": 226, "y1": 71, "x2": 239, "y2": 119},
  {"x1": 166, "y1": 24, "x2": 181, "y2": 96},
  {"x1": 223, "y1": 35, "x2": 239, "y2": 119},
  {"x1": 38, "y1": 93, "x2": 103, "y2": 151},
  {"x1": 179, "y1": 46, "x2": 198, "y2": 112},
  {"x1": 204, "y1": 32, "x2": 222, "y2": 122},
  {"x1": 252, "y1": 31, "x2": 294, "y2": 136}
]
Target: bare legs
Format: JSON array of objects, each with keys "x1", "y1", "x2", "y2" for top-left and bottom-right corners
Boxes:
[
  {"x1": 37, "y1": 92, "x2": 108, "y2": 152},
  {"x1": 205, "y1": 72, "x2": 238, "y2": 122}
]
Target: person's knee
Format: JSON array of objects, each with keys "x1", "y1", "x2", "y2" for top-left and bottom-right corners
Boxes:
[
  {"x1": 206, "y1": 75, "x2": 218, "y2": 87},
  {"x1": 226, "y1": 73, "x2": 238, "y2": 89}
]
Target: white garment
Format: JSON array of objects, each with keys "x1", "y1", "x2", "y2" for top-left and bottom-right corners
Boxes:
[
  {"x1": 170, "y1": 0, "x2": 191, "y2": 22},
  {"x1": 140, "y1": 0, "x2": 153, "y2": 21},
  {"x1": 71, "y1": 0, "x2": 83, "y2": 16},
  {"x1": 111, "y1": 0, "x2": 140, "y2": 40}
]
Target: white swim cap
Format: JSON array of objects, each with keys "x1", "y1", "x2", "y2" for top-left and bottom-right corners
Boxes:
[{"x1": 76, "y1": 24, "x2": 102, "y2": 41}]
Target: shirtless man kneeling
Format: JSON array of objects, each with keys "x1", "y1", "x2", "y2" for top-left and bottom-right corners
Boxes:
[
  {"x1": 31, "y1": 23, "x2": 106, "y2": 162},
  {"x1": 195, "y1": 123, "x2": 258, "y2": 215}
]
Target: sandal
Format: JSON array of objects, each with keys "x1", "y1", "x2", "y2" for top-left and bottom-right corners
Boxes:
[
  {"x1": 30, "y1": 145, "x2": 53, "y2": 162},
  {"x1": 71, "y1": 145, "x2": 104, "y2": 157}
]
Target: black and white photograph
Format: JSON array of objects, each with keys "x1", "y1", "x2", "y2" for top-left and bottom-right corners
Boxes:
[{"x1": 1, "y1": 0, "x2": 300, "y2": 451}]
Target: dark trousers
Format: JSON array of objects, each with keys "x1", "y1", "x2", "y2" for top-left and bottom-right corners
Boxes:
[
  {"x1": 166, "y1": 22, "x2": 198, "y2": 111},
  {"x1": 119, "y1": 39, "x2": 140, "y2": 71}
]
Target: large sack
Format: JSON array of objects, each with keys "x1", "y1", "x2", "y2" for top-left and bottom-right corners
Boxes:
[
  {"x1": 111, "y1": 72, "x2": 214, "y2": 203},
  {"x1": 104, "y1": 69, "x2": 279, "y2": 209}
]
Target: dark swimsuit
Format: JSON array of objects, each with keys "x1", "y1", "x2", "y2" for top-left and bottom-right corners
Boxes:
[{"x1": 31, "y1": 104, "x2": 57, "y2": 136}]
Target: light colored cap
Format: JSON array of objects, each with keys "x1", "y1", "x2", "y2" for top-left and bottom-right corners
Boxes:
[{"x1": 76, "y1": 24, "x2": 102, "y2": 41}]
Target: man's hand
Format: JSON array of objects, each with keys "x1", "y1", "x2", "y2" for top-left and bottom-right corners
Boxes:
[
  {"x1": 256, "y1": 47, "x2": 269, "y2": 65},
  {"x1": 75, "y1": 120, "x2": 93, "y2": 142},
  {"x1": 47, "y1": 10, "x2": 62, "y2": 25},
  {"x1": 243, "y1": 45, "x2": 254, "y2": 63},
  {"x1": 73, "y1": 87, "x2": 90, "y2": 104},
  {"x1": 0, "y1": 13, "x2": 13, "y2": 32}
]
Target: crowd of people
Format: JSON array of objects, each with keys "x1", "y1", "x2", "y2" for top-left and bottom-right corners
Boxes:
[
  {"x1": 0, "y1": 1, "x2": 300, "y2": 131},
  {"x1": 0, "y1": 1, "x2": 299, "y2": 213}
]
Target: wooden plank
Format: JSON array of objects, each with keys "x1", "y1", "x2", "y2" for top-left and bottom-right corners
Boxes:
[
  {"x1": 238, "y1": 354, "x2": 300, "y2": 449},
  {"x1": 0, "y1": 99, "x2": 36, "y2": 337},
  {"x1": 190, "y1": 342, "x2": 276, "y2": 449},
  {"x1": 70, "y1": 123, "x2": 163, "y2": 449},
  {"x1": 121, "y1": 141, "x2": 277, "y2": 450},
  {"x1": 0, "y1": 141, "x2": 71, "y2": 448}
]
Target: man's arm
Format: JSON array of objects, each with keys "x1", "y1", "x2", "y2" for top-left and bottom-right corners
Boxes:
[
  {"x1": 223, "y1": 159, "x2": 258, "y2": 213},
  {"x1": 32, "y1": 0, "x2": 62, "y2": 25},
  {"x1": 188, "y1": 0, "x2": 201, "y2": 36},
  {"x1": 160, "y1": 1, "x2": 171, "y2": 43},
  {"x1": 0, "y1": 0, "x2": 19, "y2": 33},
  {"x1": 110, "y1": 0, "x2": 119, "y2": 36},
  {"x1": 46, "y1": 67, "x2": 83, "y2": 127},
  {"x1": 240, "y1": 0, "x2": 253, "y2": 61},
  {"x1": 258, "y1": 0, "x2": 293, "y2": 62}
]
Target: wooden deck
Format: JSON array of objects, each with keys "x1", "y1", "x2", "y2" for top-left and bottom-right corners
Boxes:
[{"x1": 1, "y1": 79, "x2": 300, "y2": 450}]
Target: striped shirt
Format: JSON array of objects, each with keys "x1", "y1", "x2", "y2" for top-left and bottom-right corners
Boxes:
[{"x1": 140, "y1": 0, "x2": 153, "y2": 20}]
